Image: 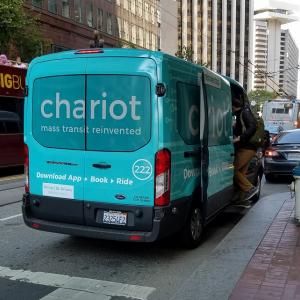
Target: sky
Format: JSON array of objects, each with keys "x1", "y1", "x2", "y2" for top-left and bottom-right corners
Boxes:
[{"x1": 254, "y1": 0, "x2": 300, "y2": 97}]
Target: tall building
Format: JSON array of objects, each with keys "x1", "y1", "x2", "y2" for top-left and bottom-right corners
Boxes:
[
  {"x1": 24, "y1": 0, "x2": 160, "y2": 52},
  {"x1": 252, "y1": 2, "x2": 299, "y2": 97},
  {"x1": 178, "y1": 0, "x2": 254, "y2": 91},
  {"x1": 159, "y1": 0, "x2": 178, "y2": 55},
  {"x1": 279, "y1": 30, "x2": 299, "y2": 98},
  {"x1": 252, "y1": 19, "x2": 268, "y2": 90}
]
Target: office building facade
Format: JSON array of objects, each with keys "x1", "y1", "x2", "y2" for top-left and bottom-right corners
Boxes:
[
  {"x1": 159, "y1": 0, "x2": 178, "y2": 55},
  {"x1": 24, "y1": 0, "x2": 160, "y2": 52},
  {"x1": 252, "y1": 2, "x2": 298, "y2": 97},
  {"x1": 178, "y1": 0, "x2": 254, "y2": 91},
  {"x1": 279, "y1": 30, "x2": 299, "y2": 98}
]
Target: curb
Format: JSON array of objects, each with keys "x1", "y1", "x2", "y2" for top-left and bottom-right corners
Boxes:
[{"x1": 170, "y1": 192, "x2": 290, "y2": 300}]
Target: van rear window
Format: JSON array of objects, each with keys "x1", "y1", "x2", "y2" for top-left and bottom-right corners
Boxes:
[
  {"x1": 32, "y1": 76, "x2": 85, "y2": 150},
  {"x1": 32, "y1": 75, "x2": 151, "y2": 151},
  {"x1": 86, "y1": 75, "x2": 151, "y2": 151}
]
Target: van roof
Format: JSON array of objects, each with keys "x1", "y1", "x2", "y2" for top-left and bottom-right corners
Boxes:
[
  {"x1": 29, "y1": 48, "x2": 164, "y2": 65},
  {"x1": 0, "y1": 110, "x2": 20, "y2": 121},
  {"x1": 28, "y1": 48, "x2": 228, "y2": 86},
  {"x1": 221, "y1": 75, "x2": 245, "y2": 90},
  {"x1": 28, "y1": 48, "x2": 214, "y2": 72}
]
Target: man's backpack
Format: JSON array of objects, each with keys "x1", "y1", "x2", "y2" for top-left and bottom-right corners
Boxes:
[{"x1": 241, "y1": 110, "x2": 265, "y2": 148}]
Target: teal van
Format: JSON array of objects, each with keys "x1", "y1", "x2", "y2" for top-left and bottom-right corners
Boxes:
[{"x1": 22, "y1": 49, "x2": 260, "y2": 248}]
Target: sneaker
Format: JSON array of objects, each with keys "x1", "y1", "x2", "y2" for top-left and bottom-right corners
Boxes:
[
  {"x1": 244, "y1": 186, "x2": 257, "y2": 201},
  {"x1": 232, "y1": 199, "x2": 251, "y2": 208}
]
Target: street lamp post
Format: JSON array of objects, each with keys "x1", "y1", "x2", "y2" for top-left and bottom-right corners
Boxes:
[{"x1": 90, "y1": 30, "x2": 104, "y2": 48}]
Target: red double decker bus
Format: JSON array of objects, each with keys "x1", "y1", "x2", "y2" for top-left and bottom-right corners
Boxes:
[{"x1": 0, "y1": 64, "x2": 26, "y2": 168}]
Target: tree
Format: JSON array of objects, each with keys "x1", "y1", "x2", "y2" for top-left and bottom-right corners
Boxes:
[
  {"x1": 248, "y1": 89, "x2": 278, "y2": 113},
  {"x1": 0, "y1": 0, "x2": 45, "y2": 62},
  {"x1": 175, "y1": 45, "x2": 209, "y2": 67},
  {"x1": 175, "y1": 46, "x2": 194, "y2": 62}
]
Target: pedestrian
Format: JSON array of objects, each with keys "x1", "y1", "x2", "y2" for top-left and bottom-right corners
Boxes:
[{"x1": 232, "y1": 94, "x2": 257, "y2": 207}]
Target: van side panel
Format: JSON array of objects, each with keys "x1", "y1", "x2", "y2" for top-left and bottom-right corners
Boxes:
[{"x1": 161, "y1": 57, "x2": 201, "y2": 202}]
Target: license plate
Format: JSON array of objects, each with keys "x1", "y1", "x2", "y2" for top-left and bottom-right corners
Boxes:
[
  {"x1": 103, "y1": 210, "x2": 127, "y2": 226},
  {"x1": 288, "y1": 153, "x2": 300, "y2": 161}
]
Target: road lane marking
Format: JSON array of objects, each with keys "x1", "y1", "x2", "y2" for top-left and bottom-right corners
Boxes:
[
  {"x1": 0, "y1": 214, "x2": 22, "y2": 221},
  {"x1": 0, "y1": 266, "x2": 155, "y2": 300},
  {"x1": 0, "y1": 175, "x2": 24, "y2": 182}
]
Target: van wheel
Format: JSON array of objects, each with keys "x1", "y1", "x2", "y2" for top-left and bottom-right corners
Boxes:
[{"x1": 181, "y1": 205, "x2": 203, "y2": 249}]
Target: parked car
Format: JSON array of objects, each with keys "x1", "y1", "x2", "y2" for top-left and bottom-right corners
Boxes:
[
  {"x1": 0, "y1": 110, "x2": 23, "y2": 168},
  {"x1": 264, "y1": 129, "x2": 300, "y2": 181},
  {"x1": 267, "y1": 124, "x2": 284, "y2": 142}
]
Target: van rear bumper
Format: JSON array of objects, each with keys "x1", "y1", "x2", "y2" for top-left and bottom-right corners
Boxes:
[{"x1": 22, "y1": 193, "x2": 190, "y2": 243}]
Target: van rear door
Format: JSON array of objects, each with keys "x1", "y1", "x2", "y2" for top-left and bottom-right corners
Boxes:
[
  {"x1": 83, "y1": 57, "x2": 157, "y2": 229},
  {"x1": 29, "y1": 60, "x2": 86, "y2": 224}
]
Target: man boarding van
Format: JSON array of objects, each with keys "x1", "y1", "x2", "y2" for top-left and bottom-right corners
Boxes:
[{"x1": 23, "y1": 49, "x2": 241, "y2": 248}]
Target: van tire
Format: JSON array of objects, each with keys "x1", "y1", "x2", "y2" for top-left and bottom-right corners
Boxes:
[{"x1": 181, "y1": 204, "x2": 203, "y2": 249}]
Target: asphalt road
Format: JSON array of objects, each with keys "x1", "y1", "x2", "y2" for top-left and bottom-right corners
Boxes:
[{"x1": 0, "y1": 168, "x2": 292, "y2": 300}]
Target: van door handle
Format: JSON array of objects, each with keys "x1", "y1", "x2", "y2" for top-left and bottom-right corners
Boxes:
[
  {"x1": 230, "y1": 153, "x2": 234, "y2": 157},
  {"x1": 92, "y1": 163, "x2": 111, "y2": 169},
  {"x1": 184, "y1": 150, "x2": 201, "y2": 158}
]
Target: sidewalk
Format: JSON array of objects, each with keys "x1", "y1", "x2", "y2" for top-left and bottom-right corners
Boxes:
[
  {"x1": 171, "y1": 192, "x2": 295, "y2": 300},
  {"x1": 230, "y1": 192, "x2": 300, "y2": 299}
]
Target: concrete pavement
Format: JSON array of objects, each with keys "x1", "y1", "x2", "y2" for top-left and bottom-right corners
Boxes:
[{"x1": 0, "y1": 177, "x2": 297, "y2": 299}]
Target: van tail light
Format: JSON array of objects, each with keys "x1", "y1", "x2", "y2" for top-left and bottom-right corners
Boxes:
[
  {"x1": 294, "y1": 121, "x2": 298, "y2": 128},
  {"x1": 265, "y1": 148, "x2": 279, "y2": 158},
  {"x1": 24, "y1": 144, "x2": 29, "y2": 193},
  {"x1": 155, "y1": 149, "x2": 171, "y2": 206},
  {"x1": 75, "y1": 49, "x2": 103, "y2": 54}
]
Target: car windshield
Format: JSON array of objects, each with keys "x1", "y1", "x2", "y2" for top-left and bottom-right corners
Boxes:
[{"x1": 273, "y1": 130, "x2": 300, "y2": 145}]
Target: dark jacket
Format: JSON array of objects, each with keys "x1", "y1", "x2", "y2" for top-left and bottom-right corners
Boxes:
[{"x1": 233, "y1": 106, "x2": 257, "y2": 150}]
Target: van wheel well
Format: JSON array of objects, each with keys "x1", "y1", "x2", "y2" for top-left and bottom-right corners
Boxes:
[{"x1": 180, "y1": 187, "x2": 204, "y2": 249}]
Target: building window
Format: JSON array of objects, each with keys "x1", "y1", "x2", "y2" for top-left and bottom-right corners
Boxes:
[
  {"x1": 145, "y1": 3, "x2": 149, "y2": 21},
  {"x1": 62, "y1": 0, "x2": 70, "y2": 18},
  {"x1": 130, "y1": 0, "x2": 136, "y2": 14},
  {"x1": 32, "y1": 0, "x2": 43, "y2": 8},
  {"x1": 157, "y1": 9, "x2": 161, "y2": 24},
  {"x1": 87, "y1": 2, "x2": 93, "y2": 27},
  {"x1": 137, "y1": 0, "x2": 143, "y2": 17},
  {"x1": 145, "y1": 31, "x2": 150, "y2": 49},
  {"x1": 124, "y1": 20, "x2": 129, "y2": 41},
  {"x1": 151, "y1": 6, "x2": 155, "y2": 24},
  {"x1": 124, "y1": 0, "x2": 128, "y2": 10},
  {"x1": 48, "y1": 0, "x2": 57, "y2": 14},
  {"x1": 74, "y1": 0, "x2": 83, "y2": 23},
  {"x1": 131, "y1": 25, "x2": 136, "y2": 44},
  {"x1": 138, "y1": 27, "x2": 144, "y2": 47},
  {"x1": 107, "y1": 13, "x2": 112, "y2": 34},
  {"x1": 97, "y1": 8, "x2": 103, "y2": 30},
  {"x1": 152, "y1": 33, "x2": 156, "y2": 50},
  {"x1": 116, "y1": 17, "x2": 122, "y2": 38}
]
